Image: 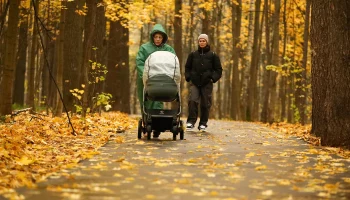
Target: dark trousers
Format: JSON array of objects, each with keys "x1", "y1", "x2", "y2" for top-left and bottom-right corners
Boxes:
[{"x1": 187, "y1": 82, "x2": 213, "y2": 126}]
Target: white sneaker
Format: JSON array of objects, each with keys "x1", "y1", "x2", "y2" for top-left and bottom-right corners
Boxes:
[
  {"x1": 198, "y1": 125, "x2": 206, "y2": 132},
  {"x1": 186, "y1": 123, "x2": 194, "y2": 129}
]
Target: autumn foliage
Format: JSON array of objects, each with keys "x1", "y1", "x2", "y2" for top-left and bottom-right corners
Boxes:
[{"x1": 0, "y1": 111, "x2": 136, "y2": 196}]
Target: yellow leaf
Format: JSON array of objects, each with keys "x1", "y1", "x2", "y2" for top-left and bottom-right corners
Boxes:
[
  {"x1": 210, "y1": 191, "x2": 218, "y2": 196},
  {"x1": 172, "y1": 187, "x2": 188, "y2": 194},
  {"x1": 115, "y1": 136, "x2": 124, "y2": 144},
  {"x1": 245, "y1": 152, "x2": 255, "y2": 157},
  {"x1": 207, "y1": 173, "x2": 216, "y2": 177},
  {"x1": 255, "y1": 165, "x2": 267, "y2": 170},
  {"x1": 175, "y1": 178, "x2": 191, "y2": 184},
  {"x1": 187, "y1": 158, "x2": 198, "y2": 163},
  {"x1": 342, "y1": 177, "x2": 350, "y2": 183},
  {"x1": 125, "y1": 177, "x2": 134, "y2": 182},
  {"x1": 113, "y1": 173, "x2": 123, "y2": 177},
  {"x1": 0, "y1": 148, "x2": 10, "y2": 158},
  {"x1": 181, "y1": 173, "x2": 193, "y2": 178},
  {"x1": 145, "y1": 195, "x2": 155, "y2": 199},
  {"x1": 262, "y1": 190, "x2": 273, "y2": 196},
  {"x1": 278, "y1": 179, "x2": 291, "y2": 185},
  {"x1": 155, "y1": 162, "x2": 169, "y2": 167},
  {"x1": 17, "y1": 156, "x2": 34, "y2": 165},
  {"x1": 114, "y1": 157, "x2": 125, "y2": 162},
  {"x1": 318, "y1": 192, "x2": 330, "y2": 197},
  {"x1": 323, "y1": 183, "x2": 339, "y2": 192}
]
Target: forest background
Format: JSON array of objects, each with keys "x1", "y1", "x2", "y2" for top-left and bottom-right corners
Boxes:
[{"x1": 0, "y1": 0, "x2": 349, "y2": 147}]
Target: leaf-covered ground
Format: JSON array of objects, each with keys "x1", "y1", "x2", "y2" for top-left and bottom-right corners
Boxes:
[
  {"x1": 263, "y1": 122, "x2": 350, "y2": 158},
  {"x1": 0, "y1": 111, "x2": 136, "y2": 198},
  {"x1": 1, "y1": 113, "x2": 350, "y2": 200},
  {"x1": 9, "y1": 119, "x2": 350, "y2": 200}
]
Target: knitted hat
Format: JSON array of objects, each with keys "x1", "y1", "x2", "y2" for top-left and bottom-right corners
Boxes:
[{"x1": 198, "y1": 34, "x2": 209, "y2": 44}]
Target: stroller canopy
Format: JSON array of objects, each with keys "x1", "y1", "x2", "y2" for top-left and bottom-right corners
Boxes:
[{"x1": 143, "y1": 51, "x2": 181, "y2": 87}]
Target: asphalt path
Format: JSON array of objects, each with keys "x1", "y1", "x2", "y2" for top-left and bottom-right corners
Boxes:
[{"x1": 10, "y1": 120, "x2": 350, "y2": 200}]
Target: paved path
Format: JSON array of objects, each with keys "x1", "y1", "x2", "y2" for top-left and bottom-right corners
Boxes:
[{"x1": 9, "y1": 120, "x2": 350, "y2": 199}]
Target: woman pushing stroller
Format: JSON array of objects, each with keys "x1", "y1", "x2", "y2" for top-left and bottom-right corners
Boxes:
[{"x1": 136, "y1": 24, "x2": 175, "y2": 138}]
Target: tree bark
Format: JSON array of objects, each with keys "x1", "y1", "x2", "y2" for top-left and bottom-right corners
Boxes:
[
  {"x1": 63, "y1": 0, "x2": 84, "y2": 112},
  {"x1": 115, "y1": 12, "x2": 130, "y2": 113},
  {"x1": 230, "y1": 0, "x2": 242, "y2": 120},
  {"x1": 54, "y1": 1, "x2": 66, "y2": 117},
  {"x1": 81, "y1": 0, "x2": 97, "y2": 117},
  {"x1": 174, "y1": 0, "x2": 183, "y2": 116},
  {"x1": 26, "y1": 0, "x2": 39, "y2": 109},
  {"x1": 280, "y1": 0, "x2": 288, "y2": 122},
  {"x1": 106, "y1": 17, "x2": 130, "y2": 113},
  {"x1": 267, "y1": 0, "x2": 280, "y2": 124},
  {"x1": 296, "y1": 0, "x2": 310, "y2": 125},
  {"x1": 0, "y1": 0, "x2": 20, "y2": 115},
  {"x1": 93, "y1": 0, "x2": 107, "y2": 114},
  {"x1": 261, "y1": 0, "x2": 271, "y2": 123},
  {"x1": 247, "y1": 0, "x2": 261, "y2": 121},
  {"x1": 242, "y1": 0, "x2": 255, "y2": 121},
  {"x1": 215, "y1": 0, "x2": 223, "y2": 119},
  {"x1": 311, "y1": 0, "x2": 350, "y2": 147},
  {"x1": 13, "y1": 7, "x2": 29, "y2": 106}
]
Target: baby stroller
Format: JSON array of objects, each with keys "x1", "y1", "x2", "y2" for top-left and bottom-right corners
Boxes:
[{"x1": 137, "y1": 51, "x2": 184, "y2": 140}]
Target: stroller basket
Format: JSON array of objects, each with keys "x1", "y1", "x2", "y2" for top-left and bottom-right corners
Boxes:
[{"x1": 145, "y1": 74, "x2": 178, "y2": 102}]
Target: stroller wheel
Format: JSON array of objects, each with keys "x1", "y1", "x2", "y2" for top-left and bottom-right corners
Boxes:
[
  {"x1": 172, "y1": 125, "x2": 178, "y2": 134},
  {"x1": 146, "y1": 125, "x2": 152, "y2": 140},
  {"x1": 180, "y1": 129, "x2": 184, "y2": 140},
  {"x1": 179, "y1": 120, "x2": 184, "y2": 140},
  {"x1": 137, "y1": 119, "x2": 142, "y2": 139}
]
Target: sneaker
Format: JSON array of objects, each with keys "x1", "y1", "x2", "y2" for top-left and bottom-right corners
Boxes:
[
  {"x1": 186, "y1": 123, "x2": 194, "y2": 129},
  {"x1": 198, "y1": 125, "x2": 207, "y2": 132}
]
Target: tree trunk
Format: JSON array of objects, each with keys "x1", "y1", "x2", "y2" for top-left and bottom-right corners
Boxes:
[
  {"x1": 42, "y1": 0, "x2": 52, "y2": 114},
  {"x1": 311, "y1": 0, "x2": 350, "y2": 147},
  {"x1": 296, "y1": 0, "x2": 310, "y2": 125},
  {"x1": 0, "y1": 0, "x2": 9, "y2": 38},
  {"x1": 247, "y1": 0, "x2": 261, "y2": 121},
  {"x1": 174, "y1": 0, "x2": 183, "y2": 116},
  {"x1": 280, "y1": 0, "x2": 288, "y2": 122},
  {"x1": 116, "y1": 14, "x2": 130, "y2": 113},
  {"x1": 201, "y1": 7, "x2": 210, "y2": 36},
  {"x1": 0, "y1": 0, "x2": 10, "y2": 82},
  {"x1": 230, "y1": 0, "x2": 242, "y2": 120},
  {"x1": 13, "y1": 8, "x2": 29, "y2": 106},
  {"x1": 81, "y1": 0, "x2": 96, "y2": 117},
  {"x1": 26, "y1": 0, "x2": 39, "y2": 109},
  {"x1": 63, "y1": 0, "x2": 84, "y2": 112},
  {"x1": 261, "y1": 0, "x2": 271, "y2": 123},
  {"x1": 0, "y1": 0, "x2": 20, "y2": 115},
  {"x1": 93, "y1": 0, "x2": 107, "y2": 114},
  {"x1": 54, "y1": 1, "x2": 66, "y2": 117},
  {"x1": 241, "y1": 0, "x2": 255, "y2": 121},
  {"x1": 267, "y1": 0, "x2": 280, "y2": 124},
  {"x1": 253, "y1": 3, "x2": 265, "y2": 121},
  {"x1": 215, "y1": 0, "x2": 223, "y2": 119}
]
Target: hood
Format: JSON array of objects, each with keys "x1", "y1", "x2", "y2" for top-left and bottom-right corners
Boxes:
[{"x1": 149, "y1": 24, "x2": 168, "y2": 45}]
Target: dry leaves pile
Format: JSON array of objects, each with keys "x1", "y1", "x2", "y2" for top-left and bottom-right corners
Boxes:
[
  {"x1": 263, "y1": 122, "x2": 350, "y2": 158},
  {"x1": 0, "y1": 111, "x2": 136, "y2": 195}
]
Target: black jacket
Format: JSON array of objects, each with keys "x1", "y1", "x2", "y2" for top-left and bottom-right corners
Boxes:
[{"x1": 185, "y1": 45, "x2": 222, "y2": 87}]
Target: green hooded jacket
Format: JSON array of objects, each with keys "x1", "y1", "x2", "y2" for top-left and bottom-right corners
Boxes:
[{"x1": 136, "y1": 24, "x2": 175, "y2": 110}]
